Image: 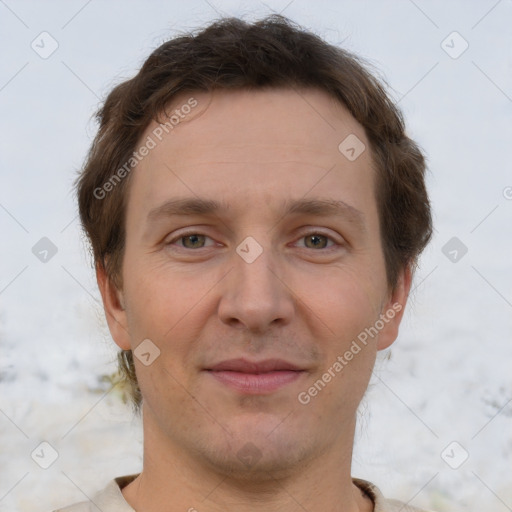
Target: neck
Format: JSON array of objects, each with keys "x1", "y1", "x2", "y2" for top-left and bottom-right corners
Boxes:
[{"x1": 122, "y1": 409, "x2": 373, "y2": 512}]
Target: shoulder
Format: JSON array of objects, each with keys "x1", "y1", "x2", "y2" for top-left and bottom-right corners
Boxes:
[
  {"x1": 353, "y1": 478, "x2": 436, "y2": 512},
  {"x1": 53, "y1": 503, "x2": 91, "y2": 512},
  {"x1": 52, "y1": 475, "x2": 138, "y2": 512}
]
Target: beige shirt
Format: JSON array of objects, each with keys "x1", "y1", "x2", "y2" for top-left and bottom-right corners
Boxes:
[{"x1": 53, "y1": 474, "x2": 433, "y2": 512}]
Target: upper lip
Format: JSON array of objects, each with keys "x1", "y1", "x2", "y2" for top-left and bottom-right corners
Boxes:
[{"x1": 206, "y1": 358, "x2": 304, "y2": 373}]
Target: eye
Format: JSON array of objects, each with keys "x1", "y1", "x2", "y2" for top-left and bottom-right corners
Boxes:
[
  {"x1": 167, "y1": 232, "x2": 216, "y2": 249},
  {"x1": 165, "y1": 230, "x2": 341, "y2": 251},
  {"x1": 295, "y1": 232, "x2": 338, "y2": 250}
]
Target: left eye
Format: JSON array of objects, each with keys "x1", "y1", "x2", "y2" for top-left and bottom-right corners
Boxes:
[{"x1": 295, "y1": 233, "x2": 336, "y2": 250}]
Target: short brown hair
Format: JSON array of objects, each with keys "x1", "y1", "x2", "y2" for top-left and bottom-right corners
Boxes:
[{"x1": 77, "y1": 15, "x2": 432, "y2": 410}]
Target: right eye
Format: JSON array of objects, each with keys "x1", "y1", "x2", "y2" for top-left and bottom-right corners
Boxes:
[{"x1": 166, "y1": 232, "x2": 217, "y2": 250}]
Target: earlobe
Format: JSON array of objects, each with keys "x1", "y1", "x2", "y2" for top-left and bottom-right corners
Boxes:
[
  {"x1": 96, "y1": 264, "x2": 131, "y2": 350},
  {"x1": 376, "y1": 265, "x2": 413, "y2": 351}
]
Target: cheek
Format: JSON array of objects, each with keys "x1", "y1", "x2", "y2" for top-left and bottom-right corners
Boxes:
[
  {"x1": 124, "y1": 268, "x2": 206, "y2": 410},
  {"x1": 122, "y1": 260, "x2": 219, "y2": 381},
  {"x1": 123, "y1": 256, "x2": 205, "y2": 333},
  {"x1": 300, "y1": 268, "x2": 381, "y2": 390},
  {"x1": 304, "y1": 266, "x2": 383, "y2": 338}
]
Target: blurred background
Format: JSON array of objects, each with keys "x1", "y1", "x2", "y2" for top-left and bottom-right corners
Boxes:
[{"x1": 1, "y1": 1, "x2": 511, "y2": 511}]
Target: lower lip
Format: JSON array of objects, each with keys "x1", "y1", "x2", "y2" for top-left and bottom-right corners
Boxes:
[{"x1": 206, "y1": 370, "x2": 304, "y2": 394}]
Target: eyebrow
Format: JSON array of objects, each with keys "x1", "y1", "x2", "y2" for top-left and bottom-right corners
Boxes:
[{"x1": 146, "y1": 197, "x2": 366, "y2": 232}]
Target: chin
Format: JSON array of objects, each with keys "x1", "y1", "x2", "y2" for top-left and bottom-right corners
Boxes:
[{"x1": 196, "y1": 427, "x2": 316, "y2": 480}]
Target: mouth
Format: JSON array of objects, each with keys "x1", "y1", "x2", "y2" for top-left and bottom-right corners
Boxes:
[{"x1": 204, "y1": 358, "x2": 307, "y2": 394}]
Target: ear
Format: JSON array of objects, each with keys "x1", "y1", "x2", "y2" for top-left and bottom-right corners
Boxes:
[
  {"x1": 377, "y1": 265, "x2": 413, "y2": 351},
  {"x1": 96, "y1": 263, "x2": 131, "y2": 350}
]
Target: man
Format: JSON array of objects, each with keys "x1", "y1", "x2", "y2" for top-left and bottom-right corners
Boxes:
[{"x1": 58, "y1": 14, "x2": 434, "y2": 512}]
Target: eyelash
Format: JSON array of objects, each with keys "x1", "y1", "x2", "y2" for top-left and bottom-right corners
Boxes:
[{"x1": 166, "y1": 230, "x2": 342, "y2": 251}]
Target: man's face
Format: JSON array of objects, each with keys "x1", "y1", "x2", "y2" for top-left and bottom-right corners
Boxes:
[{"x1": 102, "y1": 88, "x2": 408, "y2": 476}]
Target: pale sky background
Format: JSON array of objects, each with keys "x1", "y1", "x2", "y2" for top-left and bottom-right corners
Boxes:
[{"x1": 1, "y1": 1, "x2": 511, "y2": 511}]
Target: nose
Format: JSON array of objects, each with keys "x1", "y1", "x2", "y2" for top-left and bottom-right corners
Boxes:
[{"x1": 217, "y1": 244, "x2": 295, "y2": 332}]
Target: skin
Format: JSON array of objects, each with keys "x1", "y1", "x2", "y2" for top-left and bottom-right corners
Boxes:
[{"x1": 98, "y1": 88, "x2": 411, "y2": 512}]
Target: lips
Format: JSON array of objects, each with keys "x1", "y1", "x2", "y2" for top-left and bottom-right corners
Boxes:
[
  {"x1": 207, "y1": 358, "x2": 303, "y2": 373},
  {"x1": 205, "y1": 358, "x2": 306, "y2": 394}
]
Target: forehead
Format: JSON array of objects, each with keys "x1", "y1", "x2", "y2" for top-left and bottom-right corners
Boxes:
[
  {"x1": 129, "y1": 87, "x2": 376, "y2": 223},
  {"x1": 148, "y1": 88, "x2": 367, "y2": 166}
]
